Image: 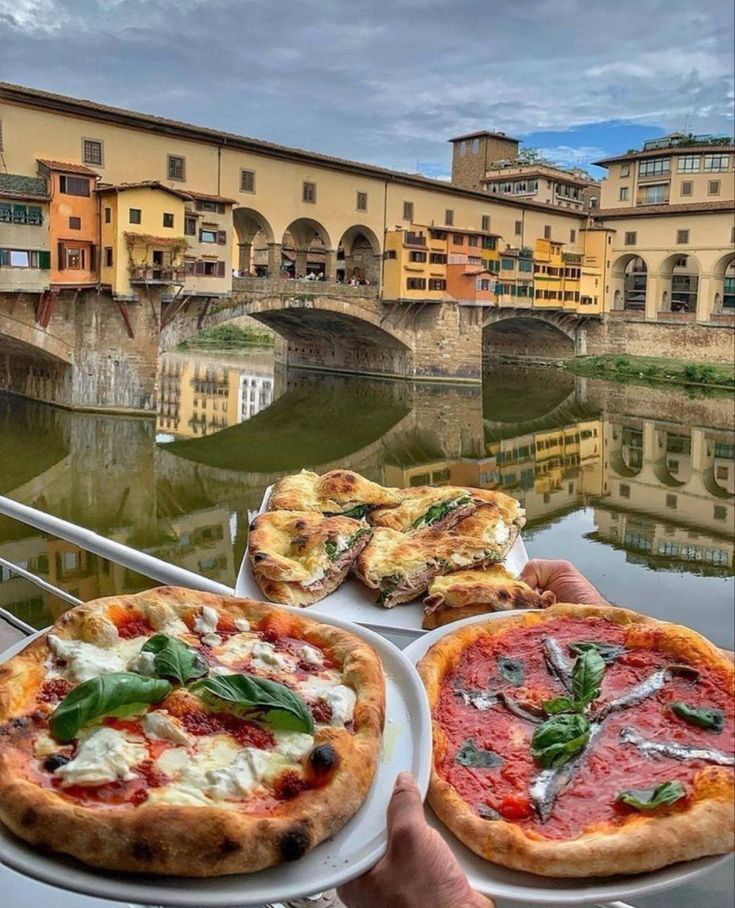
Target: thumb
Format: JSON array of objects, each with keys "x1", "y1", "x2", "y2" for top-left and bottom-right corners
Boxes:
[
  {"x1": 387, "y1": 772, "x2": 424, "y2": 844},
  {"x1": 520, "y1": 559, "x2": 543, "y2": 590}
]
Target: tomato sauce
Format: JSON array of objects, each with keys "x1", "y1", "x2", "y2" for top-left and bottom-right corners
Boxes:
[
  {"x1": 180, "y1": 709, "x2": 275, "y2": 749},
  {"x1": 38, "y1": 679, "x2": 73, "y2": 703},
  {"x1": 435, "y1": 617, "x2": 734, "y2": 840}
]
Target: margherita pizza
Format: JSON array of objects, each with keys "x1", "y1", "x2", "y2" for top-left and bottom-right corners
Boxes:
[
  {"x1": 418, "y1": 604, "x2": 734, "y2": 877},
  {"x1": 0, "y1": 587, "x2": 385, "y2": 876}
]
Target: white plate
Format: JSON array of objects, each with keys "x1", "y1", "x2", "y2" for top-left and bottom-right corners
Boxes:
[
  {"x1": 0, "y1": 612, "x2": 432, "y2": 907},
  {"x1": 235, "y1": 486, "x2": 530, "y2": 644},
  {"x1": 404, "y1": 611, "x2": 729, "y2": 905}
]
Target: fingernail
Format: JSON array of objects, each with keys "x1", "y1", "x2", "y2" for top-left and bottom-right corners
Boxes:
[{"x1": 395, "y1": 771, "x2": 413, "y2": 788}]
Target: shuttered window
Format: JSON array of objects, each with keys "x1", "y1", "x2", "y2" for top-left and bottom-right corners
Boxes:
[
  {"x1": 167, "y1": 155, "x2": 186, "y2": 181},
  {"x1": 240, "y1": 170, "x2": 255, "y2": 193},
  {"x1": 82, "y1": 139, "x2": 103, "y2": 166},
  {"x1": 302, "y1": 181, "x2": 317, "y2": 203}
]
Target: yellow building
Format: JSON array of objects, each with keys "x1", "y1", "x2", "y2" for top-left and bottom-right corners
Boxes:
[
  {"x1": 383, "y1": 226, "x2": 449, "y2": 302},
  {"x1": 0, "y1": 173, "x2": 50, "y2": 294}
]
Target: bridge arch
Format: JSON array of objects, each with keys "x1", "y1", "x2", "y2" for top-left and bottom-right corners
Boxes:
[
  {"x1": 281, "y1": 217, "x2": 334, "y2": 279},
  {"x1": 712, "y1": 252, "x2": 735, "y2": 313},
  {"x1": 337, "y1": 225, "x2": 382, "y2": 285},
  {"x1": 483, "y1": 311, "x2": 577, "y2": 361},
  {"x1": 0, "y1": 322, "x2": 73, "y2": 407},
  {"x1": 659, "y1": 253, "x2": 701, "y2": 314},
  {"x1": 611, "y1": 254, "x2": 648, "y2": 312},
  {"x1": 233, "y1": 207, "x2": 275, "y2": 275}
]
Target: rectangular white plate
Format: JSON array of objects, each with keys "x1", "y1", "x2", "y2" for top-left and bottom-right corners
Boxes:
[{"x1": 235, "y1": 487, "x2": 530, "y2": 644}]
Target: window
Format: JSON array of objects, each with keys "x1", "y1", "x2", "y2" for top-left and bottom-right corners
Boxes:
[
  {"x1": 676, "y1": 229, "x2": 689, "y2": 244},
  {"x1": 519, "y1": 259, "x2": 533, "y2": 272},
  {"x1": 714, "y1": 505, "x2": 727, "y2": 521},
  {"x1": 641, "y1": 184, "x2": 667, "y2": 204},
  {"x1": 104, "y1": 247, "x2": 113, "y2": 267},
  {"x1": 356, "y1": 191, "x2": 368, "y2": 211},
  {"x1": 429, "y1": 252, "x2": 446, "y2": 264},
  {"x1": 619, "y1": 187, "x2": 629, "y2": 201},
  {"x1": 468, "y1": 234, "x2": 479, "y2": 247},
  {"x1": 240, "y1": 169, "x2": 255, "y2": 193},
  {"x1": 472, "y1": 138, "x2": 480, "y2": 153},
  {"x1": 69, "y1": 216, "x2": 81, "y2": 230},
  {"x1": 104, "y1": 206, "x2": 111, "y2": 223},
  {"x1": 200, "y1": 228, "x2": 217, "y2": 243},
  {"x1": 514, "y1": 220, "x2": 522, "y2": 236},
  {"x1": 59, "y1": 175, "x2": 90, "y2": 196},
  {"x1": 406, "y1": 277, "x2": 426, "y2": 290},
  {"x1": 543, "y1": 225, "x2": 551, "y2": 239},
  {"x1": 302, "y1": 181, "x2": 316, "y2": 203},
  {"x1": 2, "y1": 203, "x2": 43, "y2": 226},
  {"x1": 403, "y1": 200, "x2": 414, "y2": 221},
  {"x1": 501, "y1": 258, "x2": 515, "y2": 270},
  {"x1": 184, "y1": 216, "x2": 197, "y2": 236},
  {"x1": 703, "y1": 154, "x2": 729, "y2": 172},
  {"x1": 681, "y1": 181, "x2": 693, "y2": 196},
  {"x1": 163, "y1": 212, "x2": 174, "y2": 228},
  {"x1": 677, "y1": 155, "x2": 700, "y2": 173},
  {"x1": 428, "y1": 278, "x2": 446, "y2": 290},
  {"x1": 570, "y1": 229, "x2": 576, "y2": 243},
  {"x1": 384, "y1": 249, "x2": 397, "y2": 259},
  {"x1": 477, "y1": 278, "x2": 491, "y2": 291},
  {"x1": 82, "y1": 138, "x2": 103, "y2": 166},
  {"x1": 620, "y1": 164, "x2": 630, "y2": 177},
  {"x1": 65, "y1": 247, "x2": 82, "y2": 270},
  {"x1": 639, "y1": 157, "x2": 670, "y2": 176},
  {"x1": 481, "y1": 215, "x2": 490, "y2": 231},
  {"x1": 167, "y1": 154, "x2": 186, "y2": 181},
  {"x1": 708, "y1": 180, "x2": 721, "y2": 196},
  {"x1": 409, "y1": 250, "x2": 427, "y2": 263},
  {"x1": 452, "y1": 234, "x2": 464, "y2": 246},
  {"x1": 129, "y1": 208, "x2": 142, "y2": 224},
  {"x1": 445, "y1": 209, "x2": 454, "y2": 226},
  {"x1": 624, "y1": 231, "x2": 637, "y2": 245},
  {"x1": 620, "y1": 483, "x2": 631, "y2": 499}
]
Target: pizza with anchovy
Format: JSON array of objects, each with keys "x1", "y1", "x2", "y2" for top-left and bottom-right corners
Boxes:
[
  {"x1": 418, "y1": 604, "x2": 734, "y2": 877},
  {"x1": 422, "y1": 565, "x2": 556, "y2": 629},
  {"x1": 0, "y1": 587, "x2": 385, "y2": 876},
  {"x1": 370, "y1": 486, "x2": 524, "y2": 535},
  {"x1": 248, "y1": 511, "x2": 372, "y2": 606},
  {"x1": 355, "y1": 503, "x2": 523, "y2": 608},
  {"x1": 269, "y1": 469, "x2": 402, "y2": 518}
]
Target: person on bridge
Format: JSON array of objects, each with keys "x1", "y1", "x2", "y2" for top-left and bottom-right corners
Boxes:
[{"x1": 337, "y1": 560, "x2": 607, "y2": 908}]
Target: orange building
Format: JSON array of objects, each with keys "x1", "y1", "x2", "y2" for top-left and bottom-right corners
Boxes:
[
  {"x1": 37, "y1": 159, "x2": 99, "y2": 288},
  {"x1": 445, "y1": 227, "x2": 500, "y2": 305}
]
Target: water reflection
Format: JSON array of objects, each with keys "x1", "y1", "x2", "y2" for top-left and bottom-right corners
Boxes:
[{"x1": 1, "y1": 350, "x2": 732, "y2": 645}]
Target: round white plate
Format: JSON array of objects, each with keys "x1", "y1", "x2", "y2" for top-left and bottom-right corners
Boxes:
[
  {"x1": 0, "y1": 612, "x2": 432, "y2": 907},
  {"x1": 404, "y1": 610, "x2": 730, "y2": 905}
]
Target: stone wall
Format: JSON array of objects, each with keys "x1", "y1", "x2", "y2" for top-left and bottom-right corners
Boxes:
[
  {"x1": 483, "y1": 319, "x2": 575, "y2": 363},
  {"x1": 586, "y1": 318, "x2": 735, "y2": 364}
]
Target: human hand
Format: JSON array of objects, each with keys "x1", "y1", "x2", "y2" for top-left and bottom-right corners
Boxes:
[
  {"x1": 521, "y1": 559, "x2": 607, "y2": 606},
  {"x1": 338, "y1": 772, "x2": 493, "y2": 908}
]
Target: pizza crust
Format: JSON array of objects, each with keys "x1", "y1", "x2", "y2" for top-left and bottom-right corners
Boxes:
[
  {"x1": 269, "y1": 469, "x2": 402, "y2": 514},
  {"x1": 0, "y1": 588, "x2": 385, "y2": 876},
  {"x1": 418, "y1": 604, "x2": 735, "y2": 877}
]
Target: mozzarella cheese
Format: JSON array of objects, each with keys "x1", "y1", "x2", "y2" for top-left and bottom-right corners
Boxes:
[
  {"x1": 250, "y1": 641, "x2": 295, "y2": 673},
  {"x1": 321, "y1": 685, "x2": 357, "y2": 725},
  {"x1": 142, "y1": 711, "x2": 192, "y2": 745},
  {"x1": 47, "y1": 634, "x2": 144, "y2": 683},
  {"x1": 193, "y1": 605, "x2": 221, "y2": 647},
  {"x1": 273, "y1": 730, "x2": 315, "y2": 760},
  {"x1": 299, "y1": 644, "x2": 324, "y2": 666},
  {"x1": 129, "y1": 649, "x2": 156, "y2": 676},
  {"x1": 54, "y1": 727, "x2": 147, "y2": 787},
  {"x1": 234, "y1": 617, "x2": 250, "y2": 633}
]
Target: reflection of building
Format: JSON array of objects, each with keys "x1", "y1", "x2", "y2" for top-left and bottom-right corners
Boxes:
[{"x1": 157, "y1": 352, "x2": 275, "y2": 437}]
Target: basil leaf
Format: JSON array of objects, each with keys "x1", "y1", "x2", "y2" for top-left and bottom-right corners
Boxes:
[
  {"x1": 412, "y1": 496, "x2": 471, "y2": 529},
  {"x1": 50, "y1": 672, "x2": 172, "y2": 742},
  {"x1": 192, "y1": 673, "x2": 314, "y2": 733},
  {"x1": 617, "y1": 780, "x2": 686, "y2": 811},
  {"x1": 543, "y1": 696, "x2": 577, "y2": 715},
  {"x1": 140, "y1": 634, "x2": 208, "y2": 685},
  {"x1": 325, "y1": 541, "x2": 338, "y2": 560},
  {"x1": 531, "y1": 714, "x2": 591, "y2": 768},
  {"x1": 572, "y1": 649, "x2": 606, "y2": 710},
  {"x1": 498, "y1": 656, "x2": 525, "y2": 686},
  {"x1": 340, "y1": 504, "x2": 371, "y2": 519},
  {"x1": 672, "y1": 702, "x2": 725, "y2": 733},
  {"x1": 456, "y1": 740, "x2": 503, "y2": 768},
  {"x1": 569, "y1": 642, "x2": 624, "y2": 664}
]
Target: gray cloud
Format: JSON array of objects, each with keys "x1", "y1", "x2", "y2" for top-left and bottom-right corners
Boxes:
[{"x1": 1, "y1": 0, "x2": 732, "y2": 174}]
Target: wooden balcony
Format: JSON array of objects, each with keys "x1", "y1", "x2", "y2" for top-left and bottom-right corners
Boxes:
[{"x1": 129, "y1": 266, "x2": 186, "y2": 284}]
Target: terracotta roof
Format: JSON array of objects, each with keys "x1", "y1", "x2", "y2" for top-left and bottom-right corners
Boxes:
[
  {"x1": 595, "y1": 200, "x2": 735, "y2": 219},
  {"x1": 594, "y1": 144, "x2": 735, "y2": 167},
  {"x1": 97, "y1": 181, "x2": 191, "y2": 200},
  {"x1": 449, "y1": 130, "x2": 519, "y2": 143},
  {"x1": 186, "y1": 190, "x2": 236, "y2": 205},
  {"x1": 0, "y1": 81, "x2": 586, "y2": 220},
  {"x1": 0, "y1": 173, "x2": 48, "y2": 200},
  {"x1": 37, "y1": 158, "x2": 98, "y2": 176}
]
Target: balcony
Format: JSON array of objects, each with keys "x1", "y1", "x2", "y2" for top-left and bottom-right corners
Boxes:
[
  {"x1": 404, "y1": 232, "x2": 427, "y2": 247},
  {"x1": 129, "y1": 266, "x2": 186, "y2": 284}
]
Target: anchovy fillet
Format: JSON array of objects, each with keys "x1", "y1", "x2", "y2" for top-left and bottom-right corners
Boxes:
[
  {"x1": 594, "y1": 665, "x2": 699, "y2": 722},
  {"x1": 457, "y1": 690, "x2": 497, "y2": 711},
  {"x1": 497, "y1": 692, "x2": 545, "y2": 723},
  {"x1": 543, "y1": 636, "x2": 574, "y2": 691},
  {"x1": 620, "y1": 727, "x2": 734, "y2": 766},
  {"x1": 530, "y1": 723, "x2": 603, "y2": 822}
]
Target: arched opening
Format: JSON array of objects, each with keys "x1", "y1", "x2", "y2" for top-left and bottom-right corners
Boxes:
[
  {"x1": 336, "y1": 226, "x2": 382, "y2": 286},
  {"x1": 483, "y1": 317, "x2": 575, "y2": 361},
  {"x1": 232, "y1": 208, "x2": 275, "y2": 276},
  {"x1": 712, "y1": 253, "x2": 735, "y2": 312},
  {"x1": 611, "y1": 254, "x2": 647, "y2": 312},
  {"x1": 660, "y1": 254, "x2": 700, "y2": 314},
  {"x1": 281, "y1": 218, "x2": 333, "y2": 281}
]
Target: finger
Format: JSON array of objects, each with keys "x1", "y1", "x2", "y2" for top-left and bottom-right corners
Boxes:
[
  {"x1": 386, "y1": 772, "x2": 425, "y2": 843},
  {"x1": 520, "y1": 559, "x2": 548, "y2": 590}
]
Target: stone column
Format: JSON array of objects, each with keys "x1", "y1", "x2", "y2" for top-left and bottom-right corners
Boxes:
[
  {"x1": 696, "y1": 272, "x2": 717, "y2": 323},
  {"x1": 324, "y1": 249, "x2": 338, "y2": 282},
  {"x1": 267, "y1": 243, "x2": 282, "y2": 277},
  {"x1": 645, "y1": 272, "x2": 665, "y2": 321},
  {"x1": 294, "y1": 249, "x2": 308, "y2": 276}
]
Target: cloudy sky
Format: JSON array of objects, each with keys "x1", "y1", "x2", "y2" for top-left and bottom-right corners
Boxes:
[{"x1": 1, "y1": 0, "x2": 733, "y2": 177}]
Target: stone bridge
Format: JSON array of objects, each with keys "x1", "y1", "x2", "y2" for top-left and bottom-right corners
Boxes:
[{"x1": 483, "y1": 306, "x2": 592, "y2": 358}]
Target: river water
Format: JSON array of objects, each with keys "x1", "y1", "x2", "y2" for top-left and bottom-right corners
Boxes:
[{"x1": 1, "y1": 350, "x2": 733, "y2": 649}]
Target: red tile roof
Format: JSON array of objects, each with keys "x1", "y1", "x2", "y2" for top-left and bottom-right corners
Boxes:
[
  {"x1": 186, "y1": 190, "x2": 236, "y2": 205},
  {"x1": 594, "y1": 200, "x2": 735, "y2": 218},
  {"x1": 96, "y1": 180, "x2": 191, "y2": 200},
  {"x1": 37, "y1": 158, "x2": 98, "y2": 176}
]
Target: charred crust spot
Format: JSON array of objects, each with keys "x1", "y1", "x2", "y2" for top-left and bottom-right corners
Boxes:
[
  {"x1": 291, "y1": 535, "x2": 308, "y2": 549},
  {"x1": 278, "y1": 823, "x2": 311, "y2": 862},
  {"x1": 20, "y1": 808, "x2": 38, "y2": 828},
  {"x1": 252, "y1": 552, "x2": 268, "y2": 563},
  {"x1": 0, "y1": 716, "x2": 34, "y2": 738},
  {"x1": 308, "y1": 743, "x2": 340, "y2": 778},
  {"x1": 497, "y1": 589, "x2": 510, "y2": 602},
  {"x1": 131, "y1": 839, "x2": 159, "y2": 862},
  {"x1": 294, "y1": 520, "x2": 307, "y2": 531},
  {"x1": 218, "y1": 837, "x2": 242, "y2": 856}
]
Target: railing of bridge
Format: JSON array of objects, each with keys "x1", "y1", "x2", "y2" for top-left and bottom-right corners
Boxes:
[{"x1": 232, "y1": 276, "x2": 380, "y2": 299}]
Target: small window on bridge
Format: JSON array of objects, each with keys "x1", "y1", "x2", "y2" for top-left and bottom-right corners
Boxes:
[
  {"x1": 104, "y1": 247, "x2": 113, "y2": 266},
  {"x1": 403, "y1": 201, "x2": 414, "y2": 221},
  {"x1": 104, "y1": 207, "x2": 111, "y2": 223},
  {"x1": 406, "y1": 277, "x2": 426, "y2": 290},
  {"x1": 163, "y1": 212, "x2": 174, "y2": 228},
  {"x1": 676, "y1": 229, "x2": 689, "y2": 244},
  {"x1": 624, "y1": 231, "x2": 637, "y2": 245},
  {"x1": 302, "y1": 181, "x2": 317, "y2": 203},
  {"x1": 168, "y1": 154, "x2": 186, "y2": 181},
  {"x1": 69, "y1": 216, "x2": 81, "y2": 230},
  {"x1": 514, "y1": 220, "x2": 522, "y2": 235},
  {"x1": 59, "y1": 175, "x2": 90, "y2": 196},
  {"x1": 184, "y1": 216, "x2": 197, "y2": 236},
  {"x1": 240, "y1": 169, "x2": 256, "y2": 193},
  {"x1": 544, "y1": 225, "x2": 552, "y2": 239},
  {"x1": 445, "y1": 209, "x2": 454, "y2": 226},
  {"x1": 481, "y1": 215, "x2": 490, "y2": 231},
  {"x1": 129, "y1": 208, "x2": 142, "y2": 224},
  {"x1": 82, "y1": 138, "x2": 104, "y2": 167},
  {"x1": 356, "y1": 191, "x2": 368, "y2": 211},
  {"x1": 428, "y1": 279, "x2": 446, "y2": 291}
]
